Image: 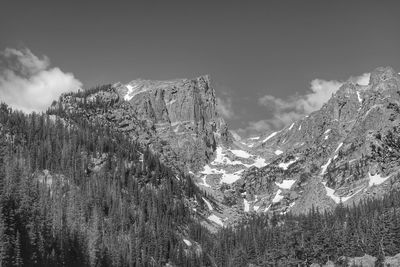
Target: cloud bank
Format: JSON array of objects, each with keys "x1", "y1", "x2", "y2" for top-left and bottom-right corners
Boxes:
[
  {"x1": 0, "y1": 48, "x2": 82, "y2": 113},
  {"x1": 238, "y1": 73, "x2": 370, "y2": 136},
  {"x1": 216, "y1": 97, "x2": 235, "y2": 119}
]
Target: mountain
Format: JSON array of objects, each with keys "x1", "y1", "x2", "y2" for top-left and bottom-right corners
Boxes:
[
  {"x1": 227, "y1": 66, "x2": 400, "y2": 215},
  {"x1": 51, "y1": 67, "x2": 400, "y2": 226},
  {"x1": 2, "y1": 66, "x2": 400, "y2": 266},
  {"x1": 0, "y1": 102, "x2": 216, "y2": 266},
  {"x1": 52, "y1": 76, "x2": 231, "y2": 174},
  {"x1": 49, "y1": 77, "x2": 238, "y2": 230}
]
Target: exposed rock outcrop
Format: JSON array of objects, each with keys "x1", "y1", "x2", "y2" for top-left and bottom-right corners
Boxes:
[
  {"x1": 51, "y1": 76, "x2": 231, "y2": 173},
  {"x1": 50, "y1": 66, "x2": 400, "y2": 223},
  {"x1": 234, "y1": 67, "x2": 400, "y2": 215}
]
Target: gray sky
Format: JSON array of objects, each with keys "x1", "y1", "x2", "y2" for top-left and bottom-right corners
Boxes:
[{"x1": 1, "y1": 0, "x2": 399, "y2": 136}]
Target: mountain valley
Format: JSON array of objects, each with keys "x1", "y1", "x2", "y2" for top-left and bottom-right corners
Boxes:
[{"x1": 1, "y1": 66, "x2": 400, "y2": 266}]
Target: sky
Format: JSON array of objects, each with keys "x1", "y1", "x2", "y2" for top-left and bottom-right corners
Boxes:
[{"x1": 0, "y1": 0, "x2": 399, "y2": 136}]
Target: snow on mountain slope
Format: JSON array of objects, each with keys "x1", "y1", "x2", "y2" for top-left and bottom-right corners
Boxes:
[
  {"x1": 110, "y1": 67, "x2": 400, "y2": 225},
  {"x1": 208, "y1": 214, "x2": 224, "y2": 227},
  {"x1": 124, "y1": 85, "x2": 134, "y2": 101},
  {"x1": 275, "y1": 179, "x2": 296, "y2": 189},
  {"x1": 229, "y1": 67, "x2": 400, "y2": 215},
  {"x1": 195, "y1": 146, "x2": 268, "y2": 188},
  {"x1": 368, "y1": 172, "x2": 391, "y2": 187},
  {"x1": 262, "y1": 131, "x2": 278, "y2": 143},
  {"x1": 278, "y1": 157, "x2": 298, "y2": 170}
]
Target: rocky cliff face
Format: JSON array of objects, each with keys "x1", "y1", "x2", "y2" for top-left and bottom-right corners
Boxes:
[
  {"x1": 228, "y1": 67, "x2": 400, "y2": 215},
  {"x1": 50, "y1": 67, "x2": 400, "y2": 228},
  {"x1": 114, "y1": 75, "x2": 231, "y2": 171},
  {"x1": 51, "y1": 76, "x2": 231, "y2": 173},
  {"x1": 115, "y1": 76, "x2": 222, "y2": 133}
]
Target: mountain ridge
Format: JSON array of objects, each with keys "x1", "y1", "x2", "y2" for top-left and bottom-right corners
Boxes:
[
  {"x1": 231, "y1": 66, "x2": 400, "y2": 215},
  {"x1": 49, "y1": 66, "x2": 400, "y2": 226},
  {"x1": 2, "y1": 66, "x2": 400, "y2": 266}
]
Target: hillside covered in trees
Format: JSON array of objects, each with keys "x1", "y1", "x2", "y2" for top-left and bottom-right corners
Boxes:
[
  {"x1": 1, "y1": 97, "x2": 400, "y2": 266},
  {"x1": 0, "y1": 103, "x2": 209, "y2": 266}
]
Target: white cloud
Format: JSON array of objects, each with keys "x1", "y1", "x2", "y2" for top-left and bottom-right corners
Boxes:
[
  {"x1": 0, "y1": 48, "x2": 82, "y2": 113},
  {"x1": 238, "y1": 73, "x2": 370, "y2": 136},
  {"x1": 349, "y1": 72, "x2": 370, "y2": 86},
  {"x1": 217, "y1": 97, "x2": 235, "y2": 119}
]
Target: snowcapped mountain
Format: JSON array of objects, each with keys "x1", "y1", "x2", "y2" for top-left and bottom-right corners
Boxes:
[
  {"x1": 227, "y1": 66, "x2": 400, "y2": 215},
  {"x1": 51, "y1": 66, "x2": 400, "y2": 228}
]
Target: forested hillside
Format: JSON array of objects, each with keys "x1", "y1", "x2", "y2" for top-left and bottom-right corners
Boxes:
[
  {"x1": 0, "y1": 103, "x2": 210, "y2": 266},
  {"x1": 193, "y1": 190, "x2": 400, "y2": 266},
  {"x1": 2, "y1": 83, "x2": 400, "y2": 266}
]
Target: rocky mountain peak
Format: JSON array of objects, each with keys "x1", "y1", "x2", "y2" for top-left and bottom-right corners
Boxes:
[
  {"x1": 369, "y1": 66, "x2": 399, "y2": 87},
  {"x1": 113, "y1": 75, "x2": 230, "y2": 144},
  {"x1": 52, "y1": 67, "x2": 400, "y2": 226},
  {"x1": 203, "y1": 66, "x2": 400, "y2": 219},
  {"x1": 53, "y1": 75, "x2": 231, "y2": 173}
]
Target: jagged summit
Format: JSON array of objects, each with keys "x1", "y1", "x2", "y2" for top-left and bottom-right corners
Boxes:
[
  {"x1": 223, "y1": 66, "x2": 400, "y2": 215},
  {"x1": 187, "y1": 66, "x2": 400, "y2": 218},
  {"x1": 114, "y1": 75, "x2": 211, "y2": 101},
  {"x1": 369, "y1": 66, "x2": 400, "y2": 87},
  {"x1": 51, "y1": 67, "x2": 400, "y2": 225},
  {"x1": 53, "y1": 75, "x2": 231, "y2": 174},
  {"x1": 113, "y1": 75, "x2": 220, "y2": 130}
]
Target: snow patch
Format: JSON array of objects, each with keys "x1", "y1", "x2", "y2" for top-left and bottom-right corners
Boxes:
[
  {"x1": 298, "y1": 124, "x2": 302, "y2": 131},
  {"x1": 123, "y1": 83, "x2": 149, "y2": 101},
  {"x1": 278, "y1": 157, "x2": 298, "y2": 170},
  {"x1": 208, "y1": 214, "x2": 224, "y2": 226},
  {"x1": 272, "y1": 189, "x2": 284, "y2": 203},
  {"x1": 183, "y1": 239, "x2": 192, "y2": 246},
  {"x1": 198, "y1": 146, "x2": 268, "y2": 185},
  {"x1": 243, "y1": 199, "x2": 250, "y2": 212},
  {"x1": 262, "y1": 131, "x2": 278, "y2": 143},
  {"x1": 202, "y1": 197, "x2": 213, "y2": 211},
  {"x1": 212, "y1": 147, "x2": 244, "y2": 165},
  {"x1": 275, "y1": 149, "x2": 283, "y2": 155},
  {"x1": 200, "y1": 164, "x2": 243, "y2": 185},
  {"x1": 230, "y1": 149, "x2": 251, "y2": 158},
  {"x1": 357, "y1": 91, "x2": 362, "y2": 103},
  {"x1": 368, "y1": 172, "x2": 390, "y2": 187},
  {"x1": 201, "y1": 165, "x2": 218, "y2": 175},
  {"x1": 323, "y1": 183, "x2": 341, "y2": 203},
  {"x1": 323, "y1": 182, "x2": 363, "y2": 204},
  {"x1": 199, "y1": 175, "x2": 211, "y2": 187},
  {"x1": 320, "y1": 158, "x2": 332, "y2": 175},
  {"x1": 281, "y1": 202, "x2": 296, "y2": 215},
  {"x1": 166, "y1": 99, "x2": 177, "y2": 106},
  {"x1": 288, "y1": 123, "x2": 294, "y2": 130},
  {"x1": 251, "y1": 157, "x2": 268, "y2": 168},
  {"x1": 220, "y1": 171, "x2": 243, "y2": 184},
  {"x1": 275, "y1": 179, "x2": 296, "y2": 189},
  {"x1": 264, "y1": 204, "x2": 271, "y2": 212},
  {"x1": 124, "y1": 85, "x2": 134, "y2": 101},
  {"x1": 249, "y1": 136, "x2": 260, "y2": 140},
  {"x1": 335, "y1": 142, "x2": 343, "y2": 153}
]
